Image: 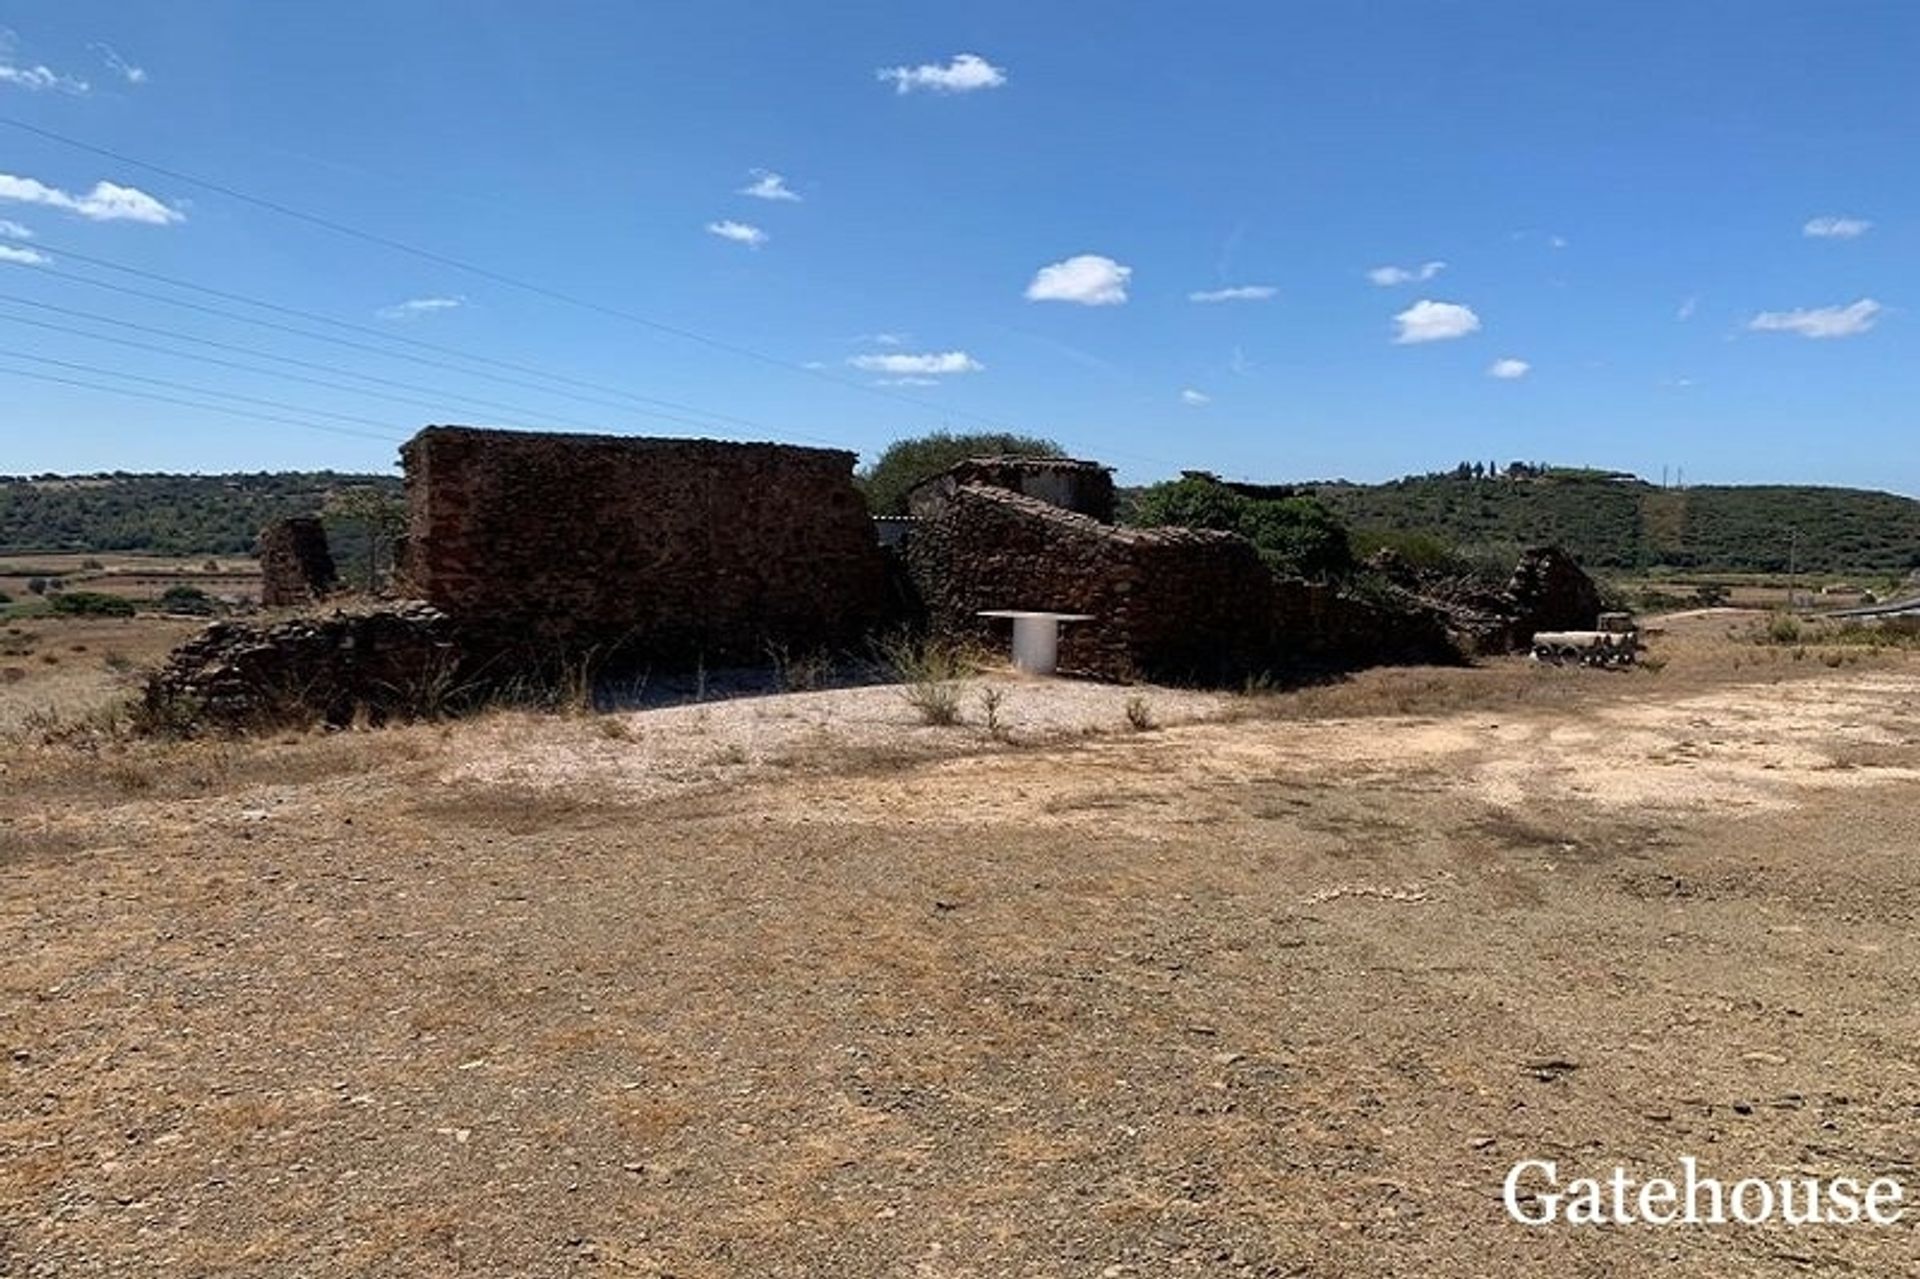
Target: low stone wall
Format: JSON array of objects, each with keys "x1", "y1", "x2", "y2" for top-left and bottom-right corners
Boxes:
[
  {"x1": 908, "y1": 485, "x2": 1277, "y2": 682},
  {"x1": 144, "y1": 604, "x2": 465, "y2": 730},
  {"x1": 257, "y1": 515, "x2": 337, "y2": 607},
  {"x1": 400, "y1": 426, "x2": 889, "y2": 662}
]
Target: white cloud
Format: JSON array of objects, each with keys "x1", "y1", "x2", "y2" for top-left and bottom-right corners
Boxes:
[
  {"x1": 1188, "y1": 285, "x2": 1276, "y2": 303},
  {"x1": 1488, "y1": 357, "x2": 1531, "y2": 379},
  {"x1": 1549, "y1": 235, "x2": 1568, "y2": 249},
  {"x1": 1747, "y1": 298, "x2": 1883, "y2": 339},
  {"x1": 1025, "y1": 254, "x2": 1130, "y2": 306},
  {"x1": 705, "y1": 219, "x2": 767, "y2": 248},
  {"x1": 378, "y1": 296, "x2": 463, "y2": 320},
  {"x1": 874, "y1": 376, "x2": 941, "y2": 387},
  {"x1": 0, "y1": 174, "x2": 183, "y2": 224},
  {"x1": 0, "y1": 29, "x2": 88, "y2": 94},
  {"x1": 738, "y1": 169, "x2": 800, "y2": 202},
  {"x1": 1676, "y1": 295, "x2": 1699, "y2": 321},
  {"x1": 877, "y1": 52, "x2": 1006, "y2": 95},
  {"x1": 1368, "y1": 260, "x2": 1446, "y2": 286},
  {"x1": 0, "y1": 61, "x2": 87, "y2": 92},
  {"x1": 1803, "y1": 216, "x2": 1870, "y2": 240},
  {"x1": 0, "y1": 218, "x2": 31, "y2": 239},
  {"x1": 1180, "y1": 388, "x2": 1211, "y2": 406},
  {"x1": 90, "y1": 42, "x2": 146, "y2": 85},
  {"x1": 1392, "y1": 299, "x2": 1481, "y2": 344},
  {"x1": 847, "y1": 350, "x2": 983, "y2": 375},
  {"x1": 855, "y1": 332, "x2": 907, "y2": 346},
  {"x1": 0, "y1": 243, "x2": 48, "y2": 265}
]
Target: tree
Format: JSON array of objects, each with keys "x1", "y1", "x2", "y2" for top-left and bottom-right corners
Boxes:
[
  {"x1": 858, "y1": 430, "x2": 1064, "y2": 516},
  {"x1": 1130, "y1": 473, "x2": 1249, "y2": 531},
  {"x1": 325, "y1": 486, "x2": 408, "y2": 593},
  {"x1": 1132, "y1": 474, "x2": 1355, "y2": 581}
]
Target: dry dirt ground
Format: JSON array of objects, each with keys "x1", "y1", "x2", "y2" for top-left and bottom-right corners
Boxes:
[{"x1": 4, "y1": 613, "x2": 1919, "y2": 1276}]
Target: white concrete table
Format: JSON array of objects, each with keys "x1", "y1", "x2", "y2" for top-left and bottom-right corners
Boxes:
[{"x1": 977, "y1": 610, "x2": 1095, "y2": 676}]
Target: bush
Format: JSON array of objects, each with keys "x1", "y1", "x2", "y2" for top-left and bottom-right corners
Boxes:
[
  {"x1": 49, "y1": 591, "x2": 136, "y2": 618},
  {"x1": 156, "y1": 584, "x2": 217, "y2": 616},
  {"x1": 1132, "y1": 474, "x2": 1355, "y2": 581},
  {"x1": 858, "y1": 431, "x2": 1064, "y2": 516}
]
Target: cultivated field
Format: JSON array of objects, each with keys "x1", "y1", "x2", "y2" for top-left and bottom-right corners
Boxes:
[
  {"x1": 0, "y1": 554, "x2": 262, "y2": 614},
  {"x1": 3, "y1": 613, "x2": 1918, "y2": 1275}
]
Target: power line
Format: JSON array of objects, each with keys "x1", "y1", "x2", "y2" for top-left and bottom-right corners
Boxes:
[
  {"x1": 23, "y1": 242, "x2": 781, "y2": 437},
  {"x1": 0, "y1": 115, "x2": 1033, "y2": 436},
  {"x1": 0, "y1": 361, "x2": 402, "y2": 444},
  {"x1": 0, "y1": 293, "x2": 724, "y2": 436},
  {"x1": 0, "y1": 347, "x2": 409, "y2": 438}
]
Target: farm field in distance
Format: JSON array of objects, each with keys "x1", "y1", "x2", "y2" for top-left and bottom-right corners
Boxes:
[
  {"x1": 0, "y1": 552, "x2": 263, "y2": 616},
  {"x1": 4, "y1": 609, "x2": 1919, "y2": 1275}
]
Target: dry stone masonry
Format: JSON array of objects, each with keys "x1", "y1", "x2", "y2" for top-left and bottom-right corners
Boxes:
[
  {"x1": 144, "y1": 603, "x2": 462, "y2": 729},
  {"x1": 907, "y1": 456, "x2": 1116, "y2": 523},
  {"x1": 257, "y1": 515, "x2": 337, "y2": 607},
  {"x1": 400, "y1": 426, "x2": 890, "y2": 662}
]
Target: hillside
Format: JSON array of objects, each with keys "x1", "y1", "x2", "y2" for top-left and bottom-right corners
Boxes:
[
  {"x1": 1308, "y1": 473, "x2": 1920, "y2": 575},
  {"x1": 0, "y1": 472, "x2": 400, "y2": 556},
  {"x1": 5, "y1": 467, "x2": 1916, "y2": 577}
]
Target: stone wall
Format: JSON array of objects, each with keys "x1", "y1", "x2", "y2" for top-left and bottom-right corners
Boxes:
[
  {"x1": 1363, "y1": 544, "x2": 1604, "y2": 655},
  {"x1": 400, "y1": 426, "x2": 889, "y2": 661},
  {"x1": 144, "y1": 604, "x2": 463, "y2": 730},
  {"x1": 257, "y1": 515, "x2": 337, "y2": 607},
  {"x1": 908, "y1": 485, "x2": 1279, "y2": 682},
  {"x1": 909, "y1": 484, "x2": 1457, "y2": 683},
  {"x1": 907, "y1": 456, "x2": 1116, "y2": 523}
]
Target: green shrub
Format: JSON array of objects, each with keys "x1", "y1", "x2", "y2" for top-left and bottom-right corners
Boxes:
[
  {"x1": 1132, "y1": 474, "x2": 1355, "y2": 581},
  {"x1": 156, "y1": 584, "x2": 217, "y2": 616},
  {"x1": 49, "y1": 591, "x2": 136, "y2": 618}
]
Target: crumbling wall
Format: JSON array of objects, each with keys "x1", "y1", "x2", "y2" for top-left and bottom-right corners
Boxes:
[
  {"x1": 401, "y1": 426, "x2": 889, "y2": 661},
  {"x1": 257, "y1": 515, "x2": 337, "y2": 607},
  {"x1": 910, "y1": 485, "x2": 1457, "y2": 683},
  {"x1": 907, "y1": 456, "x2": 1116, "y2": 523},
  {"x1": 1506, "y1": 545, "x2": 1604, "y2": 637},
  {"x1": 1362, "y1": 544, "x2": 1604, "y2": 654},
  {"x1": 908, "y1": 485, "x2": 1276, "y2": 682},
  {"x1": 144, "y1": 604, "x2": 464, "y2": 730}
]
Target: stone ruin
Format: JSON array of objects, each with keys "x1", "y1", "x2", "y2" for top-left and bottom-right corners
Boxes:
[
  {"x1": 149, "y1": 427, "x2": 890, "y2": 727},
  {"x1": 907, "y1": 483, "x2": 1452, "y2": 684},
  {"x1": 257, "y1": 515, "x2": 337, "y2": 607},
  {"x1": 401, "y1": 426, "x2": 888, "y2": 661},
  {"x1": 146, "y1": 429, "x2": 1605, "y2": 729},
  {"x1": 907, "y1": 455, "x2": 1115, "y2": 523},
  {"x1": 1365, "y1": 545, "x2": 1604, "y2": 655},
  {"x1": 144, "y1": 604, "x2": 461, "y2": 730}
]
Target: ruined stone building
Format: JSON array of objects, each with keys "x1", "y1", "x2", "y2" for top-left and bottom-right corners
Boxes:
[
  {"x1": 907, "y1": 456, "x2": 1115, "y2": 523},
  {"x1": 399, "y1": 426, "x2": 888, "y2": 661},
  {"x1": 257, "y1": 515, "x2": 337, "y2": 607}
]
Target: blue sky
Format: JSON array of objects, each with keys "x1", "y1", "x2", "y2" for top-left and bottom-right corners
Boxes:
[{"x1": 0, "y1": 1, "x2": 1913, "y2": 493}]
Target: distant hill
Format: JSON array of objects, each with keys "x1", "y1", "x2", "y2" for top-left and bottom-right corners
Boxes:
[
  {"x1": 8, "y1": 466, "x2": 1916, "y2": 577},
  {"x1": 1306, "y1": 472, "x2": 1920, "y2": 575},
  {"x1": 0, "y1": 472, "x2": 400, "y2": 556}
]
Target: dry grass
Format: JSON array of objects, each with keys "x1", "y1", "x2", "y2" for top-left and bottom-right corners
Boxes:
[{"x1": 4, "y1": 609, "x2": 1919, "y2": 1275}]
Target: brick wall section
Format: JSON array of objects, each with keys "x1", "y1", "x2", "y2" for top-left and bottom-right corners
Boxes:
[
  {"x1": 400, "y1": 426, "x2": 889, "y2": 659},
  {"x1": 908, "y1": 485, "x2": 1278, "y2": 682},
  {"x1": 257, "y1": 515, "x2": 336, "y2": 607}
]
